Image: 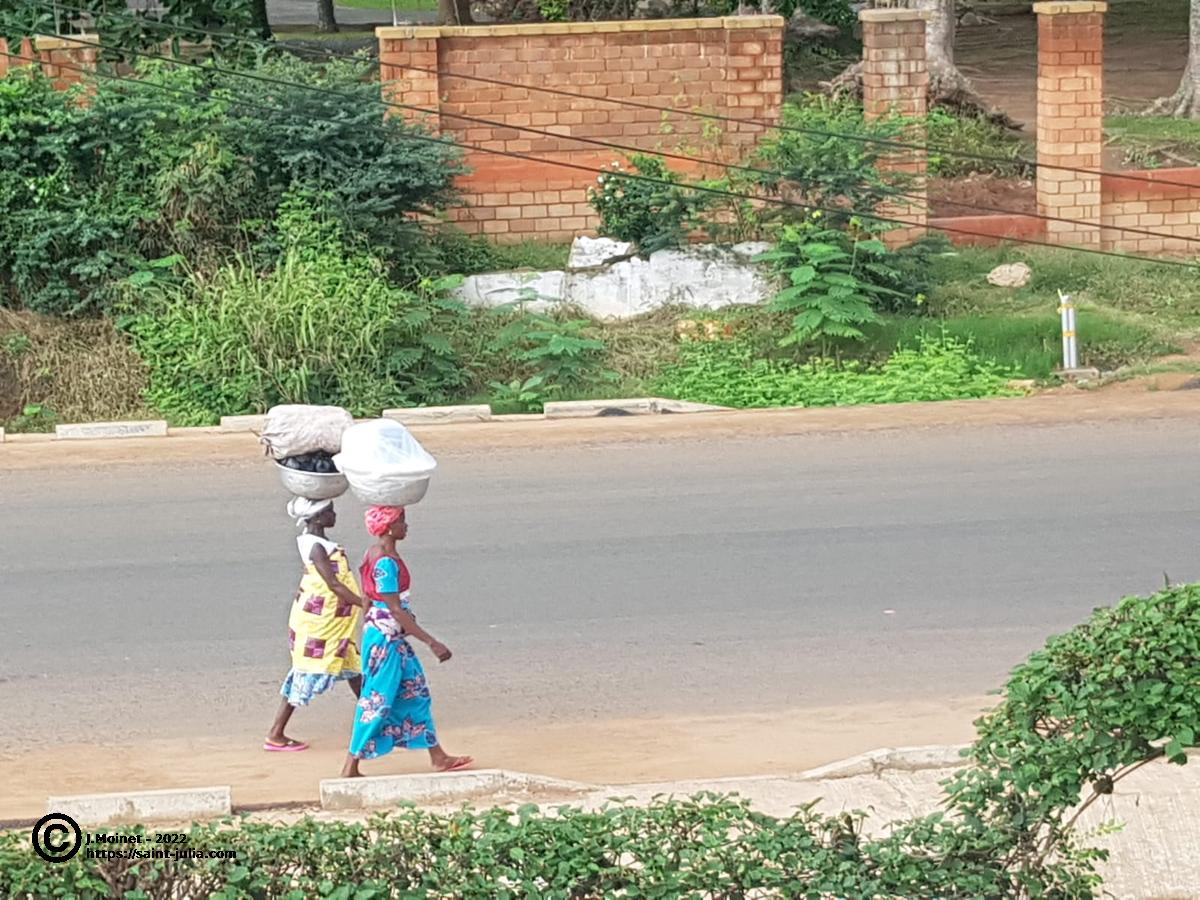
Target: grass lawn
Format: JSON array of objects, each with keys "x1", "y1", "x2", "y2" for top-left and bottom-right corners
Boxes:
[
  {"x1": 906, "y1": 245, "x2": 1198, "y2": 376},
  {"x1": 1106, "y1": 115, "x2": 1200, "y2": 168}
]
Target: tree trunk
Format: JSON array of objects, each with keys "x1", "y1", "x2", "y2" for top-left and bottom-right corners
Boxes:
[
  {"x1": 250, "y1": 0, "x2": 271, "y2": 39},
  {"x1": 1149, "y1": 0, "x2": 1200, "y2": 117},
  {"x1": 437, "y1": 0, "x2": 474, "y2": 25},
  {"x1": 316, "y1": 0, "x2": 338, "y2": 33},
  {"x1": 826, "y1": 0, "x2": 1020, "y2": 127}
]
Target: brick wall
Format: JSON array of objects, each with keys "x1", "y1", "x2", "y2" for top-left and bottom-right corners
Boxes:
[
  {"x1": 378, "y1": 17, "x2": 784, "y2": 243},
  {"x1": 0, "y1": 35, "x2": 98, "y2": 88},
  {"x1": 1101, "y1": 168, "x2": 1200, "y2": 255}
]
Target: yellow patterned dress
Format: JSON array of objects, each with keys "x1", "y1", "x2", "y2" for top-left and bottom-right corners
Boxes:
[{"x1": 280, "y1": 535, "x2": 364, "y2": 706}]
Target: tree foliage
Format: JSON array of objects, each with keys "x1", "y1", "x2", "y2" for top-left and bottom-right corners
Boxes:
[{"x1": 0, "y1": 57, "x2": 464, "y2": 314}]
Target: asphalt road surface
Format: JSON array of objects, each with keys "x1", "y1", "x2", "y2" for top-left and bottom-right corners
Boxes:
[{"x1": 2, "y1": 415, "x2": 1197, "y2": 758}]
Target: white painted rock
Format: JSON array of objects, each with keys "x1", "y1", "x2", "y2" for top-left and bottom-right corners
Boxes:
[
  {"x1": 454, "y1": 271, "x2": 566, "y2": 309},
  {"x1": 567, "y1": 236, "x2": 634, "y2": 270},
  {"x1": 987, "y1": 262, "x2": 1032, "y2": 288}
]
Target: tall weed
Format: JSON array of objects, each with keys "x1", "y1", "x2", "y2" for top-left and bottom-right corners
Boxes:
[{"x1": 126, "y1": 204, "x2": 467, "y2": 425}]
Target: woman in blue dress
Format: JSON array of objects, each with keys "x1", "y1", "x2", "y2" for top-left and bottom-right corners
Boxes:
[{"x1": 340, "y1": 505, "x2": 473, "y2": 778}]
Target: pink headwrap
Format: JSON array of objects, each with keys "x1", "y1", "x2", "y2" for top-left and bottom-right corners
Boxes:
[{"x1": 365, "y1": 505, "x2": 405, "y2": 537}]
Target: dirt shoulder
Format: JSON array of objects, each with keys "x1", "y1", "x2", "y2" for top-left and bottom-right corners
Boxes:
[{"x1": 3, "y1": 389, "x2": 1199, "y2": 472}]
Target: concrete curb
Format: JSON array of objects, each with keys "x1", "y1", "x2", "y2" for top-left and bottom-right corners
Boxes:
[
  {"x1": 48, "y1": 786, "x2": 232, "y2": 826},
  {"x1": 796, "y1": 744, "x2": 970, "y2": 781},
  {"x1": 543, "y1": 398, "x2": 731, "y2": 419},
  {"x1": 54, "y1": 420, "x2": 169, "y2": 440},
  {"x1": 384, "y1": 404, "x2": 493, "y2": 425},
  {"x1": 9, "y1": 399, "x2": 728, "y2": 442},
  {"x1": 319, "y1": 769, "x2": 592, "y2": 811},
  {"x1": 36, "y1": 748, "x2": 970, "y2": 824},
  {"x1": 219, "y1": 415, "x2": 267, "y2": 433}
]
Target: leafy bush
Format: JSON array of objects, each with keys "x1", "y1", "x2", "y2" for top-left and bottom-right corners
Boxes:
[
  {"x1": 795, "y1": 0, "x2": 856, "y2": 30},
  {"x1": 0, "y1": 0, "x2": 260, "y2": 61},
  {"x1": 419, "y1": 229, "x2": 571, "y2": 276},
  {"x1": 754, "y1": 95, "x2": 904, "y2": 220},
  {"x1": 658, "y1": 334, "x2": 1018, "y2": 409},
  {"x1": 126, "y1": 199, "x2": 468, "y2": 425},
  {"x1": 925, "y1": 108, "x2": 1033, "y2": 179},
  {"x1": 0, "y1": 58, "x2": 463, "y2": 314},
  {"x1": 588, "y1": 155, "x2": 712, "y2": 254},
  {"x1": 5, "y1": 582, "x2": 1197, "y2": 896},
  {"x1": 484, "y1": 300, "x2": 616, "y2": 410},
  {"x1": 943, "y1": 581, "x2": 1200, "y2": 895},
  {"x1": 757, "y1": 214, "x2": 890, "y2": 350}
]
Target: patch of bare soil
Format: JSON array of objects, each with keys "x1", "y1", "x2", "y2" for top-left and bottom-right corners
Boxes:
[{"x1": 929, "y1": 174, "x2": 1036, "y2": 218}]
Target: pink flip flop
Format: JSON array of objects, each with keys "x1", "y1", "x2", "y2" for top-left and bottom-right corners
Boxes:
[
  {"x1": 263, "y1": 739, "x2": 309, "y2": 752},
  {"x1": 436, "y1": 756, "x2": 474, "y2": 772}
]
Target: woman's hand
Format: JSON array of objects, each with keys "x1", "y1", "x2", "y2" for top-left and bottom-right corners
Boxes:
[{"x1": 429, "y1": 641, "x2": 452, "y2": 663}]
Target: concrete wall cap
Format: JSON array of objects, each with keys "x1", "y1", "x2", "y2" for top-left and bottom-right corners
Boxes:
[
  {"x1": 859, "y1": 9, "x2": 933, "y2": 23},
  {"x1": 1032, "y1": 1, "x2": 1108, "y2": 14},
  {"x1": 33, "y1": 34, "x2": 100, "y2": 51},
  {"x1": 377, "y1": 16, "x2": 782, "y2": 40}
]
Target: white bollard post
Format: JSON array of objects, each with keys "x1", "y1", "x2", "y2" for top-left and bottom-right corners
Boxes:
[{"x1": 1057, "y1": 290, "x2": 1078, "y2": 371}]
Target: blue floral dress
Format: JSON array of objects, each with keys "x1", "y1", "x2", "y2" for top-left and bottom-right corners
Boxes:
[{"x1": 348, "y1": 551, "x2": 439, "y2": 759}]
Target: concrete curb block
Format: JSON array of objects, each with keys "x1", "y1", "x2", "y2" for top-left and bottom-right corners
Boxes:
[
  {"x1": 48, "y1": 786, "x2": 232, "y2": 826},
  {"x1": 383, "y1": 404, "x2": 493, "y2": 425},
  {"x1": 796, "y1": 744, "x2": 970, "y2": 781},
  {"x1": 219, "y1": 415, "x2": 267, "y2": 433},
  {"x1": 55, "y1": 420, "x2": 169, "y2": 440},
  {"x1": 319, "y1": 769, "x2": 592, "y2": 811},
  {"x1": 543, "y1": 398, "x2": 731, "y2": 419}
]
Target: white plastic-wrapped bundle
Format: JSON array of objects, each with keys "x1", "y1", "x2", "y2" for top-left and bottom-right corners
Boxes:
[
  {"x1": 260, "y1": 405, "x2": 354, "y2": 461},
  {"x1": 334, "y1": 418, "x2": 437, "y2": 506}
]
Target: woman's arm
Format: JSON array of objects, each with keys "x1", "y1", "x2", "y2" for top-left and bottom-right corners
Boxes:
[
  {"x1": 310, "y1": 544, "x2": 360, "y2": 606},
  {"x1": 377, "y1": 594, "x2": 452, "y2": 662}
]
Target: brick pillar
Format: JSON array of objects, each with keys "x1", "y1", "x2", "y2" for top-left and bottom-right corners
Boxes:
[
  {"x1": 377, "y1": 27, "x2": 441, "y2": 131},
  {"x1": 34, "y1": 34, "x2": 99, "y2": 91},
  {"x1": 860, "y1": 7, "x2": 928, "y2": 248},
  {"x1": 721, "y1": 18, "x2": 785, "y2": 150},
  {"x1": 1035, "y1": 1, "x2": 1106, "y2": 247}
]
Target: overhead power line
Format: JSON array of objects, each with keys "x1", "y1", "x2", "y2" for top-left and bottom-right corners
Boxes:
[
  {"x1": 5, "y1": 45, "x2": 1199, "y2": 273},
  {"x1": 32, "y1": 0, "x2": 1200, "y2": 195},
  {"x1": 20, "y1": 26, "x2": 1200, "y2": 250}
]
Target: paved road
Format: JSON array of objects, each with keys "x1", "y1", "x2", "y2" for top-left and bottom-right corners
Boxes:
[{"x1": 1, "y1": 416, "x2": 1197, "y2": 752}]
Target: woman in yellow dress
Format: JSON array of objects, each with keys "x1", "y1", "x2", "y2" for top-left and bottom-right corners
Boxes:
[{"x1": 264, "y1": 498, "x2": 363, "y2": 752}]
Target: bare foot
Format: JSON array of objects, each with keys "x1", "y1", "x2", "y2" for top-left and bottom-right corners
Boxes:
[{"x1": 340, "y1": 755, "x2": 362, "y2": 778}]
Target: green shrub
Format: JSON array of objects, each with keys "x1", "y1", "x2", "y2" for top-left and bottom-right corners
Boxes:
[
  {"x1": 126, "y1": 199, "x2": 468, "y2": 425},
  {"x1": 658, "y1": 334, "x2": 1018, "y2": 409},
  {"x1": 925, "y1": 109, "x2": 1032, "y2": 179},
  {"x1": 0, "y1": 0, "x2": 260, "y2": 60},
  {"x1": 6, "y1": 582, "x2": 1197, "y2": 896},
  {"x1": 795, "y1": 0, "x2": 855, "y2": 30},
  {"x1": 754, "y1": 95, "x2": 904, "y2": 220},
  {"x1": 588, "y1": 154, "x2": 713, "y2": 254},
  {"x1": 483, "y1": 301, "x2": 616, "y2": 410},
  {"x1": 758, "y1": 214, "x2": 890, "y2": 350},
  {"x1": 0, "y1": 57, "x2": 463, "y2": 314}
]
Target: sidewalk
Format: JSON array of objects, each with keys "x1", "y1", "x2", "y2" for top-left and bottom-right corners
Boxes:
[{"x1": 267, "y1": 754, "x2": 1200, "y2": 899}]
